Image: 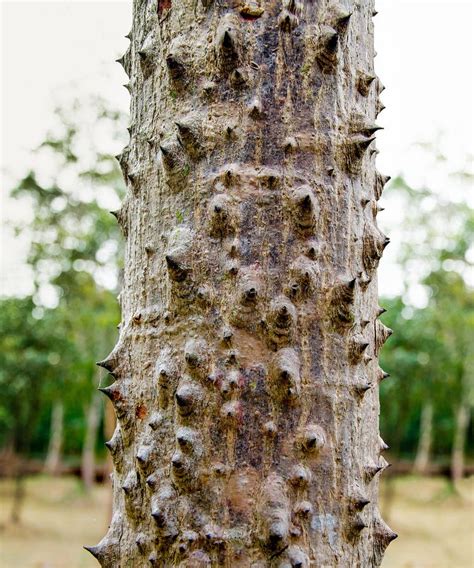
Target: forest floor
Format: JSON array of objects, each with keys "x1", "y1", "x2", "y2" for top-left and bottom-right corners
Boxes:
[{"x1": 0, "y1": 475, "x2": 472, "y2": 567}]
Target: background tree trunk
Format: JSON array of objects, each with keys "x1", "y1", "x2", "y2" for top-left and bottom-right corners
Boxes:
[
  {"x1": 44, "y1": 399, "x2": 64, "y2": 476},
  {"x1": 451, "y1": 402, "x2": 469, "y2": 484},
  {"x1": 88, "y1": 0, "x2": 395, "y2": 565},
  {"x1": 413, "y1": 400, "x2": 433, "y2": 475},
  {"x1": 81, "y1": 390, "x2": 102, "y2": 490}
]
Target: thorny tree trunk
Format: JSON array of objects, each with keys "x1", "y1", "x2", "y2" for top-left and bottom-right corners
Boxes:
[
  {"x1": 451, "y1": 402, "x2": 469, "y2": 484},
  {"x1": 81, "y1": 390, "x2": 102, "y2": 489},
  {"x1": 88, "y1": 0, "x2": 395, "y2": 566},
  {"x1": 44, "y1": 399, "x2": 64, "y2": 476},
  {"x1": 412, "y1": 400, "x2": 433, "y2": 476}
]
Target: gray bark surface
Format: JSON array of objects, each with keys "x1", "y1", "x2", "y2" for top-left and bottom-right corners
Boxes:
[{"x1": 88, "y1": 0, "x2": 395, "y2": 565}]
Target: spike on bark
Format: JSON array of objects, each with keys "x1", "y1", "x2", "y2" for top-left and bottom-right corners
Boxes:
[
  {"x1": 269, "y1": 347, "x2": 301, "y2": 400},
  {"x1": 289, "y1": 463, "x2": 312, "y2": 487},
  {"x1": 316, "y1": 25, "x2": 339, "y2": 71},
  {"x1": 159, "y1": 135, "x2": 186, "y2": 175},
  {"x1": 373, "y1": 518, "x2": 398, "y2": 565},
  {"x1": 376, "y1": 98, "x2": 386, "y2": 117},
  {"x1": 363, "y1": 224, "x2": 389, "y2": 273},
  {"x1": 216, "y1": 15, "x2": 241, "y2": 69},
  {"x1": 339, "y1": 135, "x2": 375, "y2": 174},
  {"x1": 288, "y1": 256, "x2": 319, "y2": 301},
  {"x1": 357, "y1": 71, "x2": 376, "y2": 96},
  {"x1": 327, "y1": 2, "x2": 353, "y2": 31},
  {"x1": 329, "y1": 278, "x2": 356, "y2": 330},
  {"x1": 280, "y1": 545, "x2": 310, "y2": 568},
  {"x1": 208, "y1": 194, "x2": 236, "y2": 238},
  {"x1": 260, "y1": 473, "x2": 290, "y2": 550},
  {"x1": 289, "y1": 185, "x2": 319, "y2": 234},
  {"x1": 296, "y1": 424, "x2": 326, "y2": 454},
  {"x1": 175, "y1": 380, "x2": 204, "y2": 417},
  {"x1": 293, "y1": 500, "x2": 313, "y2": 517},
  {"x1": 279, "y1": 10, "x2": 299, "y2": 31},
  {"x1": 375, "y1": 321, "x2": 393, "y2": 355},
  {"x1": 375, "y1": 171, "x2": 391, "y2": 200},
  {"x1": 266, "y1": 295, "x2": 297, "y2": 348},
  {"x1": 116, "y1": 46, "x2": 132, "y2": 77},
  {"x1": 175, "y1": 113, "x2": 203, "y2": 158},
  {"x1": 353, "y1": 382, "x2": 372, "y2": 399},
  {"x1": 377, "y1": 368, "x2": 390, "y2": 382},
  {"x1": 165, "y1": 38, "x2": 187, "y2": 85},
  {"x1": 165, "y1": 255, "x2": 189, "y2": 282},
  {"x1": 348, "y1": 336, "x2": 369, "y2": 364}
]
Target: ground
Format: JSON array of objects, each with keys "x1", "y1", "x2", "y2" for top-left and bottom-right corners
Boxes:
[{"x1": 0, "y1": 475, "x2": 472, "y2": 567}]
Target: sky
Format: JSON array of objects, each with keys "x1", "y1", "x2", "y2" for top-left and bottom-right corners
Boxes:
[{"x1": 1, "y1": 0, "x2": 473, "y2": 301}]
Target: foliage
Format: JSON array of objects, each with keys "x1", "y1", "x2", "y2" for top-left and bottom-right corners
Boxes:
[
  {"x1": 2, "y1": 95, "x2": 126, "y2": 459},
  {"x1": 379, "y1": 147, "x2": 474, "y2": 462},
  {"x1": 0, "y1": 298, "x2": 70, "y2": 452}
]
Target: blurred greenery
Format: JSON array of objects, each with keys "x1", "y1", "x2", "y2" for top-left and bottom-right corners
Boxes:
[
  {"x1": 1, "y1": 96, "x2": 126, "y2": 480},
  {"x1": 379, "y1": 158, "x2": 474, "y2": 471},
  {"x1": 0, "y1": 96, "x2": 472, "y2": 493}
]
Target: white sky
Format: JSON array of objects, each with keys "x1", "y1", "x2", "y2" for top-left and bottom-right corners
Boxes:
[{"x1": 1, "y1": 0, "x2": 473, "y2": 300}]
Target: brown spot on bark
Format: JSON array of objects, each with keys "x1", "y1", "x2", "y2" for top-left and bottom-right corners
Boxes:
[
  {"x1": 158, "y1": 0, "x2": 171, "y2": 16},
  {"x1": 136, "y1": 404, "x2": 148, "y2": 419}
]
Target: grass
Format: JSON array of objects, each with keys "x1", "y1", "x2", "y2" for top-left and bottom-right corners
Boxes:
[
  {"x1": 0, "y1": 475, "x2": 472, "y2": 567},
  {"x1": 381, "y1": 475, "x2": 474, "y2": 568}
]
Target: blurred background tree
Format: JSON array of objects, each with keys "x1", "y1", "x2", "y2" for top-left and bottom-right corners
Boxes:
[
  {"x1": 379, "y1": 147, "x2": 474, "y2": 484},
  {"x1": 0, "y1": 95, "x2": 126, "y2": 520}
]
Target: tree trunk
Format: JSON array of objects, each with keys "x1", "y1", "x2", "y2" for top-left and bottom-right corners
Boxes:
[
  {"x1": 81, "y1": 390, "x2": 102, "y2": 490},
  {"x1": 88, "y1": 1, "x2": 395, "y2": 565},
  {"x1": 10, "y1": 464, "x2": 25, "y2": 524},
  {"x1": 44, "y1": 399, "x2": 64, "y2": 476},
  {"x1": 413, "y1": 400, "x2": 433, "y2": 476},
  {"x1": 451, "y1": 402, "x2": 469, "y2": 484},
  {"x1": 104, "y1": 399, "x2": 117, "y2": 523}
]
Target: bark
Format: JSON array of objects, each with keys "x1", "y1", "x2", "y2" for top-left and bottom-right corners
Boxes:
[
  {"x1": 412, "y1": 400, "x2": 433, "y2": 476},
  {"x1": 451, "y1": 402, "x2": 469, "y2": 484},
  {"x1": 88, "y1": 0, "x2": 395, "y2": 566},
  {"x1": 44, "y1": 399, "x2": 64, "y2": 476},
  {"x1": 81, "y1": 390, "x2": 102, "y2": 490},
  {"x1": 104, "y1": 400, "x2": 117, "y2": 523}
]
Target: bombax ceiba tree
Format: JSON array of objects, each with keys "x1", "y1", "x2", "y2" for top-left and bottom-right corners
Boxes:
[{"x1": 87, "y1": 0, "x2": 395, "y2": 565}]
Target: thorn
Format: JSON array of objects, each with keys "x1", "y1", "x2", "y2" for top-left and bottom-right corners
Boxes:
[
  {"x1": 83, "y1": 545, "x2": 100, "y2": 560},
  {"x1": 96, "y1": 358, "x2": 114, "y2": 373},
  {"x1": 357, "y1": 71, "x2": 376, "y2": 96},
  {"x1": 316, "y1": 25, "x2": 339, "y2": 70},
  {"x1": 165, "y1": 255, "x2": 188, "y2": 282},
  {"x1": 333, "y1": 8, "x2": 353, "y2": 30},
  {"x1": 377, "y1": 367, "x2": 390, "y2": 382},
  {"x1": 166, "y1": 54, "x2": 185, "y2": 81}
]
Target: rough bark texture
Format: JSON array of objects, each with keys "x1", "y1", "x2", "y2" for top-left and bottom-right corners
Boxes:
[{"x1": 89, "y1": 0, "x2": 395, "y2": 565}]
